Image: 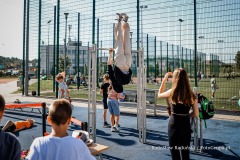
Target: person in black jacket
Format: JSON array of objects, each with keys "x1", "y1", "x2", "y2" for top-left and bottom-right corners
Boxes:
[{"x1": 0, "y1": 94, "x2": 21, "y2": 160}]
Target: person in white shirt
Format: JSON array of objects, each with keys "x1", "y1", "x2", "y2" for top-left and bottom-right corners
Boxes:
[{"x1": 26, "y1": 99, "x2": 95, "y2": 160}]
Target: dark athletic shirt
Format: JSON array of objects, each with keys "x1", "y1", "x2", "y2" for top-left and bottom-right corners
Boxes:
[
  {"x1": 101, "y1": 83, "x2": 110, "y2": 99},
  {"x1": 0, "y1": 130, "x2": 21, "y2": 160},
  {"x1": 107, "y1": 65, "x2": 123, "y2": 93},
  {"x1": 172, "y1": 103, "x2": 191, "y2": 115}
]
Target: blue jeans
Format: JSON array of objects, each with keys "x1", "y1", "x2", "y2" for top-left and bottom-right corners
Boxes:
[{"x1": 107, "y1": 98, "x2": 120, "y2": 116}]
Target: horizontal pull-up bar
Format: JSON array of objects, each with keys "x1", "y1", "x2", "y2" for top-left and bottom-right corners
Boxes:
[
  {"x1": 97, "y1": 48, "x2": 110, "y2": 51},
  {"x1": 89, "y1": 47, "x2": 143, "y2": 53}
]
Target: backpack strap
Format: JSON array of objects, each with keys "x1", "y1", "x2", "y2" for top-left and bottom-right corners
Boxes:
[{"x1": 204, "y1": 119, "x2": 207, "y2": 128}]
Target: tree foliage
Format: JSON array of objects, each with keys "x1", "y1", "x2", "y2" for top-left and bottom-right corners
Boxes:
[
  {"x1": 59, "y1": 56, "x2": 72, "y2": 72},
  {"x1": 235, "y1": 51, "x2": 240, "y2": 70}
]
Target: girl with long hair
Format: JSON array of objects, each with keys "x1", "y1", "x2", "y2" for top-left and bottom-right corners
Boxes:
[{"x1": 158, "y1": 68, "x2": 199, "y2": 160}]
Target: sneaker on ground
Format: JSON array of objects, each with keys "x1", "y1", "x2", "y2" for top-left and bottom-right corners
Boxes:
[
  {"x1": 111, "y1": 126, "x2": 117, "y2": 132},
  {"x1": 103, "y1": 122, "x2": 111, "y2": 128},
  {"x1": 114, "y1": 126, "x2": 120, "y2": 132}
]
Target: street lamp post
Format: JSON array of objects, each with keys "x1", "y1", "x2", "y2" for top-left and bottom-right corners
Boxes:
[
  {"x1": 140, "y1": 5, "x2": 147, "y2": 48},
  {"x1": 179, "y1": 19, "x2": 184, "y2": 67},
  {"x1": 198, "y1": 36, "x2": 204, "y2": 73},
  {"x1": 218, "y1": 40, "x2": 224, "y2": 76},
  {"x1": 1, "y1": 44, "x2": 5, "y2": 69},
  {"x1": 47, "y1": 20, "x2": 51, "y2": 80},
  {"x1": 64, "y1": 13, "x2": 69, "y2": 81}
]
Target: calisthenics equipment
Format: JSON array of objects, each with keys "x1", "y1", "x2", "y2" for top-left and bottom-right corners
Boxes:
[
  {"x1": 87, "y1": 44, "x2": 112, "y2": 143},
  {"x1": 87, "y1": 45, "x2": 147, "y2": 144}
]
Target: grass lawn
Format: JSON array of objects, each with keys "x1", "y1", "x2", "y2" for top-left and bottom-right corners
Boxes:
[{"x1": 15, "y1": 77, "x2": 240, "y2": 111}]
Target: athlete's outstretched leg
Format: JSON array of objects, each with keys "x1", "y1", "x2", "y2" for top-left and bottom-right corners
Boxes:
[
  {"x1": 122, "y1": 14, "x2": 132, "y2": 68},
  {"x1": 114, "y1": 13, "x2": 128, "y2": 71}
]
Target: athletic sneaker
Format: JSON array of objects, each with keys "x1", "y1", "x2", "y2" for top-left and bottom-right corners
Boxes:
[
  {"x1": 114, "y1": 126, "x2": 120, "y2": 132},
  {"x1": 122, "y1": 13, "x2": 129, "y2": 22},
  {"x1": 116, "y1": 13, "x2": 123, "y2": 22},
  {"x1": 111, "y1": 126, "x2": 117, "y2": 132},
  {"x1": 103, "y1": 122, "x2": 111, "y2": 128}
]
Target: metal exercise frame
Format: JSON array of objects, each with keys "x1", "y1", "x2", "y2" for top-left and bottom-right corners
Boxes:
[
  {"x1": 192, "y1": 87, "x2": 203, "y2": 152},
  {"x1": 136, "y1": 48, "x2": 147, "y2": 143},
  {"x1": 88, "y1": 44, "x2": 112, "y2": 143}
]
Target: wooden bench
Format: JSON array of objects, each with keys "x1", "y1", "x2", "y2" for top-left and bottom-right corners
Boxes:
[
  {"x1": 88, "y1": 143, "x2": 109, "y2": 159},
  {"x1": 119, "y1": 89, "x2": 158, "y2": 115}
]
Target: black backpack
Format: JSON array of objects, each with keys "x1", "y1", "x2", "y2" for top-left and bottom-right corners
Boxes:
[{"x1": 198, "y1": 93, "x2": 215, "y2": 128}]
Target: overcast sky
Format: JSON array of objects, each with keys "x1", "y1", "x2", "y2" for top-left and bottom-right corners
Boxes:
[{"x1": 0, "y1": 0, "x2": 23, "y2": 59}]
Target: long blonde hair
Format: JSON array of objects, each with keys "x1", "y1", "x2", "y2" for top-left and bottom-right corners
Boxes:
[{"x1": 170, "y1": 68, "x2": 196, "y2": 105}]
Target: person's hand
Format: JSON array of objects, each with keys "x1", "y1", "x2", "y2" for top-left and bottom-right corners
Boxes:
[
  {"x1": 163, "y1": 72, "x2": 172, "y2": 80},
  {"x1": 109, "y1": 48, "x2": 114, "y2": 53}
]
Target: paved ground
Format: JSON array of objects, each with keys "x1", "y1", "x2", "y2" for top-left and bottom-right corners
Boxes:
[{"x1": 1, "y1": 80, "x2": 240, "y2": 160}]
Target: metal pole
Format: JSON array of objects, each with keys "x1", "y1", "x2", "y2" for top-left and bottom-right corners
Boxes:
[
  {"x1": 190, "y1": 49, "x2": 192, "y2": 77},
  {"x1": 22, "y1": 0, "x2": 26, "y2": 96},
  {"x1": 97, "y1": 18, "x2": 99, "y2": 87},
  {"x1": 25, "y1": 0, "x2": 30, "y2": 96},
  {"x1": 137, "y1": 0, "x2": 140, "y2": 67},
  {"x1": 177, "y1": 46, "x2": 179, "y2": 68},
  {"x1": 92, "y1": 0, "x2": 95, "y2": 45},
  {"x1": 64, "y1": 13, "x2": 69, "y2": 82},
  {"x1": 179, "y1": 19, "x2": 184, "y2": 67},
  {"x1": 172, "y1": 44, "x2": 174, "y2": 71},
  {"x1": 141, "y1": 8, "x2": 143, "y2": 48},
  {"x1": 37, "y1": 0, "x2": 42, "y2": 96},
  {"x1": 56, "y1": 0, "x2": 60, "y2": 98},
  {"x1": 146, "y1": 34, "x2": 149, "y2": 78},
  {"x1": 42, "y1": 102, "x2": 46, "y2": 136},
  {"x1": 160, "y1": 41, "x2": 162, "y2": 81},
  {"x1": 194, "y1": 0, "x2": 198, "y2": 87},
  {"x1": 78, "y1": 13, "x2": 80, "y2": 77},
  {"x1": 185, "y1": 48, "x2": 188, "y2": 70},
  {"x1": 167, "y1": 43, "x2": 168, "y2": 72},
  {"x1": 154, "y1": 36, "x2": 156, "y2": 79},
  {"x1": 53, "y1": 6, "x2": 56, "y2": 92},
  {"x1": 47, "y1": 20, "x2": 51, "y2": 80}
]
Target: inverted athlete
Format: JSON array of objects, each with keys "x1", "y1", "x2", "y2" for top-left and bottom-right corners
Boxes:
[{"x1": 107, "y1": 13, "x2": 132, "y2": 93}]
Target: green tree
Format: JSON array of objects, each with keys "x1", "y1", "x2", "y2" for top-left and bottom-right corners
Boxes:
[
  {"x1": 227, "y1": 66, "x2": 232, "y2": 73},
  {"x1": 235, "y1": 51, "x2": 240, "y2": 71},
  {"x1": 59, "y1": 56, "x2": 71, "y2": 72},
  {"x1": 222, "y1": 66, "x2": 226, "y2": 75}
]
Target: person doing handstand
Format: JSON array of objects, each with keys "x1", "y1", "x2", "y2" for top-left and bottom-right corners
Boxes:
[{"x1": 107, "y1": 13, "x2": 132, "y2": 93}]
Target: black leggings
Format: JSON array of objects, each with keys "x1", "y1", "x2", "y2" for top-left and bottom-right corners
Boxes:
[{"x1": 168, "y1": 115, "x2": 191, "y2": 160}]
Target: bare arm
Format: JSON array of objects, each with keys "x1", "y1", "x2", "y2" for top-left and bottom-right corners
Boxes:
[
  {"x1": 158, "y1": 72, "x2": 172, "y2": 97},
  {"x1": 107, "y1": 48, "x2": 114, "y2": 65},
  {"x1": 100, "y1": 89, "x2": 103, "y2": 94},
  {"x1": 190, "y1": 99, "x2": 199, "y2": 118},
  {"x1": 158, "y1": 72, "x2": 173, "y2": 98},
  {"x1": 166, "y1": 98, "x2": 172, "y2": 116}
]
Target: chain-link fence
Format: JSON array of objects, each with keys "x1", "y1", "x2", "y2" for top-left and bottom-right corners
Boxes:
[{"x1": 22, "y1": 0, "x2": 240, "y2": 110}]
